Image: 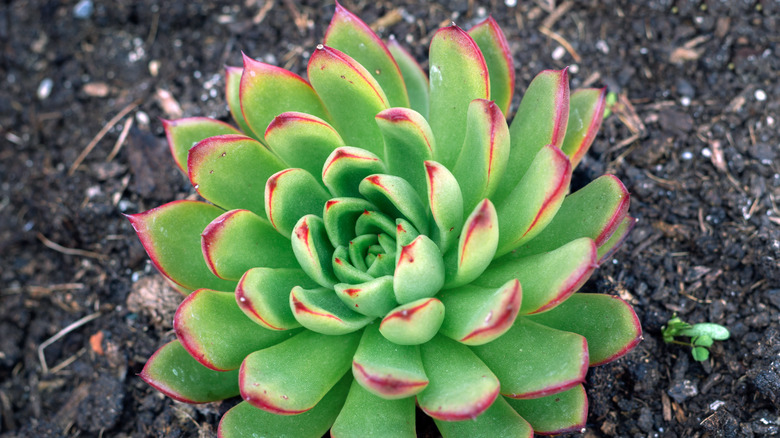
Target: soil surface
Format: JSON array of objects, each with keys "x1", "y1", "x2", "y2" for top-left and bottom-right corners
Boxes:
[{"x1": 1, "y1": 0, "x2": 778, "y2": 437}]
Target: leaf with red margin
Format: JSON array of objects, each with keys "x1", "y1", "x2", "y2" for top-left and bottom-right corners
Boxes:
[
  {"x1": 265, "y1": 168, "x2": 331, "y2": 237},
  {"x1": 236, "y1": 267, "x2": 314, "y2": 331},
  {"x1": 359, "y1": 174, "x2": 428, "y2": 235},
  {"x1": 240, "y1": 54, "x2": 329, "y2": 140},
  {"x1": 493, "y1": 68, "x2": 569, "y2": 204},
  {"x1": 561, "y1": 87, "x2": 607, "y2": 168},
  {"x1": 334, "y1": 275, "x2": 397, "y2": 318},
  {"x1": 424, "y1": 161, "x2": 463, "y2": 255},
  {"x1": 239, "y1": 330, "x2": 360, "y2": 415},
  {"x1": 224, "y1": 66, "x2": 255, "y2": 137},
  {"x1": 290, "y1": 215, "x2": 338, "y2": 288},
  {"x1": 163, "y1": 117, "x2": 242, "y2": 172},
  {"x1": 125, "y1": 200, "x2": 235, "y2": 293},
  {"x1": 495, "y1": 145, "x2": 572, "y2": 257},
  {"x1": 417, "y1": 335, "x2": 499, "y2": 421},
  {"x1": 428, "y1": 24, "x2": 490, "y2": 168},
  {"x1": 525, "y1": 293, "x2": 642, "y2": 366},
  {"x1": 468, "y1": 17, "x2": 515, "y2": 116},
  {"x1": 307, "y1": 45, "x2": 389, "y2": 157},
  {"x1": 324, "y1": 2, "x2": 409, "y2": 108},
  {"x1": 475, "y1": 237, "x2": 597, "y2": 315},
  {"x1": 174, "y1": 289, "x2": 299, "y2": 371},
  {"x1": 387, "y1": 37, "x2": 429, "y2": 117},
  {"x1": 140, "y1": 340, "x2": 239, "y2": 403},
  {"x1": 332, "y1": 245, "x2": 374, "y2": 284},
  {"x1": 290, "y1": 286, "x2": 373, "y2": 335},
  {"x1": 264, "y1": 112, "x2": 344, "y2": 179},
  {"x1": 443, "y1": 199, "x2": 499, "y2": 289},
  {"x1": 438, "y1": 279, "x2": 521, "y2": 346},
  {"x1": 511, "y1": 174, "x2": 630, "y2": 258},
  {"x1": 201, "y1": 209, "x2": 298, "y2": 281},
  {"x1": 218, "y1": 373, "x2": 351, "y2": 438},
  {"x1": 434, "y1": 396, "x2": 533, "y2": 438},
  {"x1": 393, "y1": 235, "x2": 445, "y2": 304},
  {"x1": 452, "y1": 99, "x2": 510, "y2": 213},
  {"x1": 188, "y1": 134, "x2": 286, "y2": 219},
  {"x1": 471, "y1": 317, "x2": 588, "y2": 399},
  {"x1": 322, "y1": 146, "x2": 387, "y2": 198},
  {"x1": 352, "y1": 323, "x2": 428, "y2": 399},
  {"x1": 322, "y1": 197, "x2": 376, "y2": 247},
  {"x1": 505, "y1": 384, "x2": 588, "y2": 436},
  {"x1": 331, "y1": 379, "x2": 416, "y2": 438},
  {"x1": 379, "y1": 298, "x2": 445, "y2": 345},
  {"x1": 596, "y1": 215, "x2": 636, "y2": 264}
]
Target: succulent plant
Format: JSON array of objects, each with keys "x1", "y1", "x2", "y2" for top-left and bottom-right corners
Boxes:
[{"x1": 127, "y1": 5, "x2": 642, "y2": 437}]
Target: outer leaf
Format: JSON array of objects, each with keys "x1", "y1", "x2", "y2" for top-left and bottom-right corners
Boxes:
[
  {"x1": 236, "y1": 267, "x2": 315, "y2": 331},
  {"x1": 163, "y1": 117, "x2": 243, "y2": 172},
  {"x1": 239, "y1": 330, "x2": 360, "y2": 414},
  {"x1": 308, "y1": 45, "x2": 389, "y2": 156},
  {"x1": 438, "y1": 279, "x2": 521, "y2": 346},
  {"x1": 291, "y1": 215, "x2": 338, "y2": 288},
  {"x1": 596, "y1": 215, "x2": 636, "y2": 264},
  {"x1": 323, "y1": 197, "x2": 376, "y2": 247},
  {"x1": 428, "y1": 24, "x2": 490, "y2": 168},
  {"x1": 359, "y1": 174, "x2": 429, "y2": 235},
  {"x1": 240, "y1": 54, "x2": 329, "y2": 140},
  {"x1": 334, "y1": 276, "x2": 397, "y2": 318},
  {"x1": 324, "y1": 3, "x2": 409, "y2": 108},
  {"x1": 417, "y1": 335, "x2": 500, "y2": 421},
  {"x1": 331, "y1": 380, "x2": 416, "y2": 438},
  {"x1": 265, "y1": 168, "x2": 331, "y2": 237},
  {"x1": 201, "y1": 209, "x2": 298, "y2": 281},
  {"x1": 224, "y1": 66, "x2": 255, "y2": 137},
  {"x1": 444, "y1": 199, "x2": 499, "y2": 289},
  {"x1": 125, "y1": 200, "x2": 235, "y2": 293},
  {"x1": 493, "y1": 68, "x2": 569, "y2": 204},
  {"x1": 526, "y1": 293, "x2": 642, "y2": 366},
  {"x1": 290, "y1": 286, "x2": 374, "y2": 335},
  {"x1": 561, "y1": 88, "x2": 607, "y2": 168},
  {"x1": 425, "y1": 160, "x2": 464, "y2": 254},
  {"x1": 505, "y1": 385, "x2": 588, "y2": 435},
  {"x1": 139, "y1": 340, "x2": 239, "y2": 403},
  {"x1": 322, "y1": 146, "x2": 387, "y2": 198},
  {"x1": 380, "y1": 298, "x2": 445, "y2": 345},
  {"x1": 468, "y1": 17, "x2": 515, "y2": 116},
  {"x1": 174, "y1": 289, "x2": 298, "y2": 371},
  {"x1": 393, "y1": 235, "x2": 445, "y2": 304},
  {"x1": 387, "y1": 37, "x2": 430, "y2": 117},
  {"x1": 188, "y1": 134, "x2": 286, "y2": 218},
  {"x1": 434, "y1": 396, "x2": 533, "y2": 438},
  {"x1": 264, "y1": 112, "x2": 344, "y2": 178}
]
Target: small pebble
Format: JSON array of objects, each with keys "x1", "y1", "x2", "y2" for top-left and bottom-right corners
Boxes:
[
  {"x1": 505, "y1": 0, "x2": 517, "y2": 6},
  {"x1": 702, "y1": 148, "x2": 712, "y2": 157},
  {"x1": 73, "y1": 0, "x2": 93, "y2": 19},
  {"x1": 755, "y1": 89, "x2": 767, "y2": 101},
  {"x1": 681, "y1": 96, "x2": 691, "y2": 106},
  {"x1": 596, "y1": 40, "x2": 610, "y2": 54},
  {"x1": 569, "y1": 64, "x2": 579, "y2": 74},
  {"x1": 709, "y1": 400, "x2": 726, "y2": 411},
  {"x1": 37, "y1": 78, "x2": 53, "y2": 100},
  {"x1": 681, "y1": 151, "x2": 693, "y2": 160},
  {"x1": 552, "y1": 46, "x2": 566, "y2": 60}
]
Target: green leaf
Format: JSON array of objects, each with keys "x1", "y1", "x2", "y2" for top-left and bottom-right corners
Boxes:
[
  {"x1": 691, "y1": 346, "x2": 710, "y2": 361},
  {"x1": 493, "y1": 68, "x2": 569, "y2": 204},
  {"x1": 476, "y1": 237, "x2": 598, "y2": 315},
  {"x1": 201, "y1": 209, "x2": 298, "y2": 281},
  {"x1": 324, "y1": 3, "x2": 409, "y2": 108},
  {"x1": 139, "y1": 340, "x2": 239, "y2": 403},
  {"x1": 333, "y1": 245, "x2": 375, "y2": 284},
  {"x1": 428, "y1": 24, "x2": 490, "y2": 168},
  {"x1": 438, "y1": 279, "x2": 521, "y2": 346},
  {"x1": 291, "y1": 215, "x2": 338, "y2": 288},
  {"x1": 322, "y1": 197, "x2": 376, "y2": 247},
  {"x1": 174, "y1": 289, "x2": 298, "y2": 371},
  {"x1": 359, "y1": 174, "x2": 429, "y2": 235},
  {"x1": 352, "y1": 323, "x2": 428, "y2": 398},
  {"x1": 417, "y1": 335, "x2": 499, "y2": 421},
  {"x1": 236, "y1": 267, "x2": 315, "y2": 331},
  {"x1": 444, "y1": 199, "x2": 499, "y2": 289},
  {"x1": 239, "y1": 330, "x2": 360, "y2": 414},
  {"x1": 597, "y1": 215, "x2": 636, "y2": 263},
  {"x1": 308, "y1": 45, "x2": 389, "y2": 157},
  {"x1": 471, "y1": 317, "x2": 588, "y2": 399},
  {"x1": 468, "y1": 17, "x2": 515, "y2": 116},
  {"x1": 125, "y1": 200, "x2": 235, "y2": 293},
  {"x1": 561, "y1": 88, "x2": 607, "y2": 168},
  {"x1": 265, "y1": 168, "x2": 331, "y2": 237},
  {"x1": 331, "y1": 379, "x2": 416, "y2": 438},
  {"x1": 379, "y1": 298, "x2": 445, "y2": 345},
  {"x1": 505, "y1": 385, "x2": 587, "y2": 435},
  {"x1": 322, "y1": 146, "x2": 387, "y2": 198},
  {"x1": 224, "y1": 66, "x2": 255, "y2": 137},
  {"x1": 264, "y1": 112, "x2": 344, "y2": 179},
  {"x1": 526, "y1": 293, "x2": 642, "y2": 365},
  {"x1": 425, "y1": 160, "x2": 464, "y2": 254},
  {"x1": 188, "y1": 134, "x2": 286, "y2": 218},
  {"x1": 393, "y1": 235, "x2": 445, "y2": 304},
  {"x1": 434, "y1": 396, "x2": 533, "y2": 438},
  {"x1": 290, "y1": 286, "x2": 374, "y2": 335},
  {"x1": 162, "y1": 117, "x2": 243, "y2": 172},
  {"x1": 334, "y1": 276, "x2": 397, "y2": 318},
  {"x1": 387, "y1": 37, "x2": 430, "y2": 117},
  {"x1": 240, "y1": 55, "x2": 329, "y2": 140},
  {"x1": 680, "y1": 323, "x2": 730, "y2": 341}
]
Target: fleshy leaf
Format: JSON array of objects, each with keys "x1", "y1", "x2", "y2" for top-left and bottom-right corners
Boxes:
[
  {"x1": 452, "y1": 99, "x2": 510, "y2": 213},
  {"x1": 201, "y1": 209, "x2": 298, "y2": 281},
  {"x1": 240, "y1": 55, "x2": 329, "y2": 140},
  {"x1": 219, "y1": 374, "x2": 351, "y2": 438},
  {"x1": 324, "y1": 3, "x2": 409, "y2": 108},
  {"x1": 387, "y1": 37, "x2": 430, "y2": 117},
  {"x1": 417, "y1": 335, "x2": 499, "y2": 421},
  {"x1": 140, "y1": 340, "x2": 239, "y2": 403},
  {"x1": 188, "y1": 134, "x2": 286, "y2": 218},
  {"x1": 526, "y1": 293, "x2": 642, "y2": 365},
  {"x1": 438, "y1": 279, "x2": 521, "y2": 346},
  {"x1": 265, "y1": 168, "x2": 331, "y2": 237},
  {"x1": 468, "y1": 17, "x2": 515, "y2": 116},
  {"x1": 561, "y1": 88, "x2": 607, "y2": 168},
  {"x1": 334, "y1": 276, "x2": 397, "y2": 318},
  {"x1": 224, "y1": 66, "x2": 255, "y2": 137},
  {"x1": 125, "y1": 200, "x2": 235, "y2": 293},
  {"x1": 444, "y1": 199, "x2": 499, "y2": 289},
  {"x1": 495, "y1": 144, "x2": 572, "y2": 257},
  {"x1": 434, "y1": 396, "x2": 533, "y2": 438},
  {"x1": 505, "y1": 385, "x2": 588, "y2": 435},
  {"x1": 393, "y1": 235, "x2": 445, "y2": 304},
  {"x1": 308, "y1": 45, "x2": 389, "y2": 156},
  {"x1": 175, "y1": 289, "x2": 298, "y2": 371},
  {"x1": 425, "y1": 160, "x2": 464, "y2": 254},
  {"x1": 323, "y1": 197, "x2": 376, "y2": 247},
  {"x1": 352, "y1": 323, "x2": 428, "y2": 398},
  {"x1": 239, "y1": 330, "x2": 360, "y2": 414},
  {"x1": 291, "y1": 215, "x2": 338, "y2": 288},
  {"x1": 596, "y1": 215, "x2": 637, "y2": 264},
  {"x1": 359, "y1": 174, "x2": 428, "y2": 235},
  {"x1": 471, "y1": 317, "x2": 588, "y2": 399},
  {"x1": 476, "y1": 237, "x2": 598, "y2": 314},
  {"x1": 511, "y1": 174, "x2": 630, "y2": 257},
  {"x1": 428, "y1": 24, "x2": 490, "y2": 168},
  {"x1": 333, "y1": 246, "x2": 375, "y2": 284},
  {"x1": 236, "y1": 267, "x2": 314, "y2": 331},
  {"x1": 493, "y1": 69, "x2": 569, "y2": 204},
  {"x1": 290, "y1": 286, "x2": 374, "y2": 335},
  {"x1": 264, "y1": 112, "x2": 344, "y2": 178},
  {"x1": 331, "y1": 379, "x2": 416, "y2": 438},
  {"x1": 163, "y1": 117, "x2": 243, "y2": 172},
  {"x1": 380, "y1": 298, "x2": 445, "y2": 345},
  {"x1": 322, "y1": 147, "x2": 387, "y2": 198}
]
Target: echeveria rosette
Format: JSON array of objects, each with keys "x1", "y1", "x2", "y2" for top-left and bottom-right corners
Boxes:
[{"x1": 128, "y1": 4, "x2": 641, "y2": 437}]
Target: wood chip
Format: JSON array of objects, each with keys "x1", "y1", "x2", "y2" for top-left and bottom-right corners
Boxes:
[
  {"x1": 83, "y1": 82, "x2": 110, "y2": 97},
  {"x1": 370, "y1": 8, "x2": 403, "y2": 31},
  {"x1": 662, "y1": 392, "x2": 672, "y2": 422},
  {"x1": 155, "y1": 88, "x2": 183, "y2": 119}
]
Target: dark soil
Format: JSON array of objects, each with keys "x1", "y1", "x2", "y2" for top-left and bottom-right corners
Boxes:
[{"x1": 2, "y1": 1, "x2": 778, "y2": 437}]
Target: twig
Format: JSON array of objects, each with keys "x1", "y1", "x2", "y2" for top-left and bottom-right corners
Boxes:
[
  {"x1": 106, "y1": 116, "x2": 133, "y2": 162},
  {"x1": 541, "y1": 0, "x2": 573, "y2": 29},
  {"x1": 38, "y1": 312, "x2": 101, "y2": 374},
  {"x1": 370, "y1": 8, "x2": 403, "y2": 31},
  {"x1": 253, "y1": 0, "x2": 275, "y2": 24},
  {"x1": 49, "y1": 348, "x2": 87, "y2": 374},
  {"x1": 37, "y1": 233, "x2": 108, "y2": 260},
  {"x1": 68, "y1": 100, "x2": 140, "y2": 175},
  {"x1": 538, "y1": 26, "x2": 582, "y2": 62}
]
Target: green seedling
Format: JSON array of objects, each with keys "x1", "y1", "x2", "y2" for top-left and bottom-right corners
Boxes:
[{"x1": 662, "y1": 315, "x2": 730, "y2": 361}]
